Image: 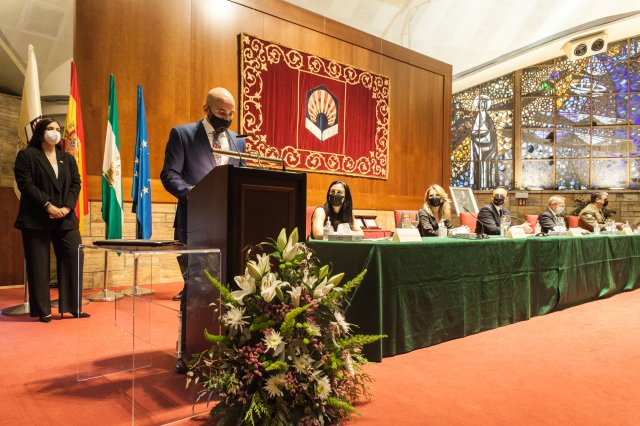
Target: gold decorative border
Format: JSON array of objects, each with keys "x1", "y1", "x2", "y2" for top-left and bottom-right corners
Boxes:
[{"x1": 240, "y1": 33, "x2": 389, "y2": 179}]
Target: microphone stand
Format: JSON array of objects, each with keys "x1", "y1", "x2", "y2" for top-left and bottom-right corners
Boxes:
[{"x1": 210, "y1": 148, "x2": 284, "y2": 169}]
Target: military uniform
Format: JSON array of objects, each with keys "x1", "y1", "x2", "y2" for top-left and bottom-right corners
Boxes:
[{"x1": 578, "y1": 203, "x2": 605, "y2": 231}]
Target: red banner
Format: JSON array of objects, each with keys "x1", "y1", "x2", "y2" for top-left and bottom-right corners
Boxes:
[{"x1": 240, "y1": 34, "x2": 389, "y2": 179}]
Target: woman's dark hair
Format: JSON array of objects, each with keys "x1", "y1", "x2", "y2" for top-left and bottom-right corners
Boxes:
[
  {"x1": 28, "y1": 117, "x2": 61, "y2": 149},
  {"x1": 323, "y1": 180, "x2": 354, "y2": 229}
]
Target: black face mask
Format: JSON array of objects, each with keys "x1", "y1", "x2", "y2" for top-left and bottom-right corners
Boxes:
[
  {"x1": 428, "y1": 197, "x2": 442, "y2": 207},
  {"x1": 207, "y1": 108, "x2": 232, "y2": 133},
  {"x1": 329, "y1": 194, "x2": 344, "y2": 207},
  {"x1": 493, "y1": 196, "x2": 505, "y2": 206},
  {"x1": 603, "y1": 199, "x2": 609, "y2": 207}
]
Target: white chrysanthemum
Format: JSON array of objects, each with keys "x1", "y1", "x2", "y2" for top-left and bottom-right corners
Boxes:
[
  {"x1": 313, "y1": 278, "x2": 334, "y2": 300},
  {"x1": 333, "y1": 311, "x2": 350, "y2": 334},
  {"x1": 264, "y1": 373, "x2": 286, "y2": 398},
  {"x1": 306, "y1": 320, "x2": 321, "y2": 337},
  {"x1": 263, "y1": 330, "x2": 285, "y2": 356},
  {"x1": 293, "y1": 354, "x2": 312, "y2": 373},
  {"x1": 316, "y1": 375, "x2": 331, "y2": 400},
  {"x1": 288, "y1": 286, "x2": 302, "y2": 308},
  {"x1": 222, "y1": 305, "x2": 249, "y2": 331},
  {"x1": 261, "y1": 273, "x2": 288, "y2": 303},
  {"x1": 231, "y1": 272, "x2": 256, "y2": 305}
]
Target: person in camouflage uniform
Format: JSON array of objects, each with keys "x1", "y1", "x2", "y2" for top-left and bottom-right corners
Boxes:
[{"x1": 578, "y1": 191, "x2": 608, "y2": 232}]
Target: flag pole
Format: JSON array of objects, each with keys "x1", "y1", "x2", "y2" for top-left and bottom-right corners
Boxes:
[{"x1": 87, "y1": 224, "x2": 123, "y2": 302}]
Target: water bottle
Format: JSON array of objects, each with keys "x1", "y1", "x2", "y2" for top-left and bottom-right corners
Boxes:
[
  {"x1": 437, "y1": 220, "x2": 447, "y2": 238},
  {"x1": 401, "y1": 211, "x2": 411, "y2": 228},
  {"x1": 594, "y1": 222, "x2": 600, "y2": 235},
  {"x1": 323, "y1": 218, "x2": 333, "y2": 240},
  {"x1": 534, "y1": 220, "x2": 541, "y2": 235}
]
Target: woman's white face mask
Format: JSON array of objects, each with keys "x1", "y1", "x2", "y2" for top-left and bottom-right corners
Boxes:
[{"x1": 44, "y1": 130, "x2": 61, "y2": 145}]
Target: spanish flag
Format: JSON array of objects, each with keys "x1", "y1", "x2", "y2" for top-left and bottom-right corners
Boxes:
[{"x1": 62, "y1": 61, "x2": 89, "y2": 234}]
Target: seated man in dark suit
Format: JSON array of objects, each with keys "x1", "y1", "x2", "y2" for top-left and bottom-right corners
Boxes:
[
  {"x1": 476, "y1": 187, "x2": 532, "y2": 235},
  {"x1": 538, "y1": 195, "x2": 566, "y2": 233},
  {"x1": 160, "y1": 87, "x2": 246, "y2": 373}
]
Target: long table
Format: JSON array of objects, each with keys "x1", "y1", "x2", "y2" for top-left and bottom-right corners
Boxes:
[{"x1": 309, "y1": 234, "x2": 640, "y2": 362}]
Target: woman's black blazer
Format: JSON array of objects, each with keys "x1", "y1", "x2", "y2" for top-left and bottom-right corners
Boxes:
[{"x1": 14, "y1": 146, "x2": 81, "y2": 231}]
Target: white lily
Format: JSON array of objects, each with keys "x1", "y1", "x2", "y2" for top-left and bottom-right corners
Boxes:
[
  {"x1": 313, "y1": 277, "x2": 334, "y2": 300},
  {"x1": 247, "y1": 253, "x2": 270, "y2": 280},
  {"x1": 231, "y1": 272, "x2": 256, "y2": 305},
  {"x1": 261, "y1": 273, "x2": 288, "y2": 303},
  {"x1": 287, "y1": 286, "x2": 302, "y2": 308}
]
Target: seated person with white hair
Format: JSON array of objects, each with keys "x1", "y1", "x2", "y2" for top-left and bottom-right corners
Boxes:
[{"x1": 538, "y1": 195, "x2": 566, "y2": 234}]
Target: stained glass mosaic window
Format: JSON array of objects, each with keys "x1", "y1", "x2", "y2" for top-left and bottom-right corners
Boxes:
[
  {"x1": 451, "y1": 36, "x2": 640, "y2": 190},
  {"x1": 451, "y1": 74, "x2": 514, "y2": 188}
]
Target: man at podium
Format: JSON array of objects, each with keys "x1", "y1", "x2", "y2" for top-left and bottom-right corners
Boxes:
[{"x1": 160, "y1": 87, "x2": 246, "y2": 373}]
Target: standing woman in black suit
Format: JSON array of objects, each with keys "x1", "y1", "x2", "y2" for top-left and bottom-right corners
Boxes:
[{"x1": 14, "y1": 118, "x2": 89, "y2": 322}]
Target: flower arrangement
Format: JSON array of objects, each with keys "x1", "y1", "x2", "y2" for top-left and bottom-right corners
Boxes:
[{"x1": 187, "y1": 228, "x2": 384, "y2": 425}]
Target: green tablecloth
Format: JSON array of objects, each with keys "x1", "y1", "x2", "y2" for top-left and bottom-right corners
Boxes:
[{"x1": 309, "y1": 234, "x2": 640, "y2": 361}]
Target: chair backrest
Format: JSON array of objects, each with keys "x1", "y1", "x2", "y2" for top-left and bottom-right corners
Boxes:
[
  {"x1": 567, "y1": 215, "x2": 579, "y2": 228},
  {"x1": 524, "y1": 214, "x2": 539, "y2": 228},
  {"x1": 306, "y1": 206, "x2": 317, "y2": 239},
  {"x1": 459, "y1": 211, "x2": 477, "y2": 233},
  {"x1": 394, "y1": 210, "x2": 419, "y2": 228}
]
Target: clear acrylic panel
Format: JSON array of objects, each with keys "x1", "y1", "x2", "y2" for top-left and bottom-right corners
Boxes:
[
  {"x1": 522, "y1": 160, "x2": 555, "y2": 189},
  {"x1": 521, "y1": 129, "x2": 554, "y2": 159},
  {"x1": 591, "y1": 127, "x2": 629, "y2": 157},
  {"x1": 591, "y1": 159, "x2": 628, "y2": 188},
  {"x1": 76, "y1": 245, "x2": 221, "y2": 424},
  {"x1": 556, "y1": 159, "x2": 590, "y2": 189},
  {"x1": 556, "y1": 127, "x2": 590, "y2": 158}
]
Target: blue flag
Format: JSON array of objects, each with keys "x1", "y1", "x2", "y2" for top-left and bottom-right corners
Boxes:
[{"x1": 132, "y1": 85, "x2": 152, "y2": 239}]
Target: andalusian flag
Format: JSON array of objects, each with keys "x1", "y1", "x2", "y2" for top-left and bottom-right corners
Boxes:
[
  {"x1": 132, "y1": 85, "x2": 152, "y2": 239},
  {"x1": 101, "y1": 75, "x2": 123, "y2": 239},
  {"x1": 15, "y1": 44, "x2": 42, "y2": 198},
  {"x1": 62, "y1": 61, "x2": 89, "y2": 234}
]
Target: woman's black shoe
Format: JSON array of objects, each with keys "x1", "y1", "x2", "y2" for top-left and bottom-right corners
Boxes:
[
  {"x1": 72, "y1": 312, "x2": 91, "y2": 318},
  {"x1": 38, "y1": 315, "x2": 52, "y2": 323}
]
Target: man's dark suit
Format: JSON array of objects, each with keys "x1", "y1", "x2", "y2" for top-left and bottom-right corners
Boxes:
[
  {"x1": 14, "y1": 145, "x2": 82, "y2": 317},
  {"x1": 538, "y1": 208, "x2": 563, "y2": 233},
  {"x1": 476, "y1": 203, "x2": 509, "y2": 235},
  {"x1": 160, "y1": 120, "x2": 246, "y2": 243},
  {"x1": 160, "y1": 120, "x2": 246, "y2": 356}
]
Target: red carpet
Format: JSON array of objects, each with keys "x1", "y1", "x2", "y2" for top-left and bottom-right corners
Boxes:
[{"x1": 1, "y1": 286, "x2": 639, "y2": 425}]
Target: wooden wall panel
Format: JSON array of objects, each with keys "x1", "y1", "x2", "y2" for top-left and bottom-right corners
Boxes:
[
  {"x1": 76, "y1": 0, "x2": 452, "y2": 211},
  {"x1": 0, "y1": 188, "x2": 24, "y2": 285},
  {"x1": 76, "y1": 0, "x2": 192, "y2": 202}
]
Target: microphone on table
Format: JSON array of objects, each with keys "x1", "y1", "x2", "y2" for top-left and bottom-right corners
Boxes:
[{"x1": 463, "y1": 206, "x2": 488, "y2": 239}]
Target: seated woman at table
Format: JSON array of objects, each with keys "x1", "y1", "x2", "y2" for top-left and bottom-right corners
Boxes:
[
  {"x1": 311, "y1": 180, "x2": 363, "y2": 239},
  {"x1": 417, "y1": 184, "x2": 454, "y2": 237}
]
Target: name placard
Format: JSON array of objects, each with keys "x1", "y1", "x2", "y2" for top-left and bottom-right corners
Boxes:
[
  {"x1": 392, "y1": 228, "x2": 422, "y2": 242},
  {"x1": 621, "y1": 227, "x2": 634, "y2": 236},
  {"x1": 567, "y1": 227, "x2": 584, "y2": 237},
  {"x1": 506, "y1": 227, "x2": 526, "y2": 238}
]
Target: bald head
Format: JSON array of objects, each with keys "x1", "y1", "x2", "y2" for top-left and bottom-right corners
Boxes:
[{"x1": 203, "y1": 87, "x2": 235, "y2": 123}]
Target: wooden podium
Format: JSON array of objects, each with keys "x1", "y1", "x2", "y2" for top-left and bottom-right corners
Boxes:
[{"x1": 187, "y1": 165, "x2": 307, "y2": 284}]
